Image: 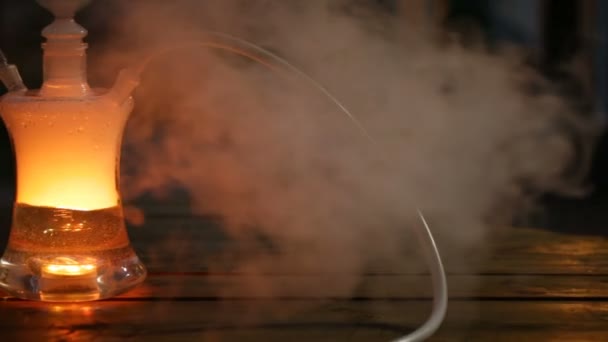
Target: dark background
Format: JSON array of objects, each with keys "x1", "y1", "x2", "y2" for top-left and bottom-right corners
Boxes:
[{"x1": 0, "y1": 0, "x2": 606, "y2": 239}]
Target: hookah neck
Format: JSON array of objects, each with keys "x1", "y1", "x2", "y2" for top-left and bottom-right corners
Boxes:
[{"x1": 38, "y1": 0, "x2": 92, "y2": 97}]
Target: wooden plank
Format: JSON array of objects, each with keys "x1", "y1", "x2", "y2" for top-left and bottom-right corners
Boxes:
[
  {"x1": 125, "y1": 274, "x2": 608, "y2": 300},
  {"x1": 126, "y1": 274, "x2": 608, "y2": 299},
  {"x1": 127, "y1": 218, "x2": 608, "y2": 275},
  {"x1": 1, "y1": 300, "x2": 608, "y2": 341},
  {"x1": 136, "y1": 249, "x2": 608, "y2": 275},
  {"x1": 130, "y1": 217, "x2": 608, "y2": 257},
  {"x1": 2, "y1": 274, "x2": 606, "y2": 301}
]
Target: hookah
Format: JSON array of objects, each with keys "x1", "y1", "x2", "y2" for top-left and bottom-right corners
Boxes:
[{"x1": 0, "y1": 0, "x2": 447, "y2": 340}]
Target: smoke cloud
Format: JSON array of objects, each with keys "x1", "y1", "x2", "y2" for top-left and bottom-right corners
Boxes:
[{"x1": 86, "y1": 0, "x2": 596, "y2": 299}]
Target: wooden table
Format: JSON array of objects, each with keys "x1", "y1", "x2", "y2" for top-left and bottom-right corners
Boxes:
[{"x1": 1, "y1": 205, "x2": 608, "y2": 341}]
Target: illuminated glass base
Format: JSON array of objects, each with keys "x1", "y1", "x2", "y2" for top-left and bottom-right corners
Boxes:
[
  {"x1": 0, "y1": 246, "x2": 146, "y2": 302},
  {"x1": 0, "y1": 204, "x2": 146, "y2": 302}
]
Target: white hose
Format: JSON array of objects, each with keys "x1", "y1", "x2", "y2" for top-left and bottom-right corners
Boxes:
[{"x1": 392, "y1": 211, "x2": 448, "y2": 341}]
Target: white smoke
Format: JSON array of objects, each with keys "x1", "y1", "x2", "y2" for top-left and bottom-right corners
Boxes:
[{"x1": 86, "y1": 0, "x2": 596, "y2": 298}]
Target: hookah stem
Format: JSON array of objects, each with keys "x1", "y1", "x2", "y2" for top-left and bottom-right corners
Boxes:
[{"x1": 131, "y1": 31, "x2": 448, "y2": 341}]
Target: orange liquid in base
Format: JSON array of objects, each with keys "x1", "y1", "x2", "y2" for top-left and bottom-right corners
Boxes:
[{"x1": 7, "y1": 204, "x2": 129, "y2": 253}]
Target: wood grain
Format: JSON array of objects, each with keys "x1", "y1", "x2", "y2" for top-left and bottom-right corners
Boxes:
[
  {"x1": 2, "y1": 273, "x2": 607, "y2": 301},
  {"x1": 128, "y1": 217, "x2": 608, "y2": 275},
  {"x1": 1, "y1": 209, "x2": 607, "y2": 341},
  {"x1": 1, "y1": 300, "x2": 607, "y2": 341}
]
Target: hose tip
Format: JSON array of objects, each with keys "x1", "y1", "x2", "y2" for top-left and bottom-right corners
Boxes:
[
  {"x1": 0, "y1": 49, "x2": 27, "y2": 92},
  {"x1": 0, "y1": 50, "x2": 8, "y2": 65}
]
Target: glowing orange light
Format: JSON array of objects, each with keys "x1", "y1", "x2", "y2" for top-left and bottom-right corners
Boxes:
[
  {"x1": 44, "y1": 264, "x2": 96, "y2": 276},
  {"x1": 9, "y1": 102, "x2": 126, "y2": 211},
  {"x1": 42, "y1": 257, "x2": 98, "y2": 277},
  {"x1": 51, "y1": 304, "x2": 94, "y2": 316}
]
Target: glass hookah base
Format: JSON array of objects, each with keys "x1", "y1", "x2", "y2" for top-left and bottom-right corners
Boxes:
[{"x1": 0, "y1": 246, "x2": 146, "y2": 302}]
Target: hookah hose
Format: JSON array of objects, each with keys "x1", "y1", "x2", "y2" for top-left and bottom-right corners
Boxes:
[
  {"x1": 121, "y1": 31, "x2": 449, "y2": 341},
  {"x1": 401, "y1": 211, "x2": 448, "y2": 342}
]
